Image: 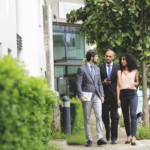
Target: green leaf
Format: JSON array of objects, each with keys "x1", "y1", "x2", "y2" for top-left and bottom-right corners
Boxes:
[
  {"x1": 146, "y1": 43, "x2": 150, "y2": 49},
  {"x1": 138, "y1": 46, "x2": 142, "y2": 51},
  {"x1": 109, "y1": 21, "x2": 114, "y2": 28},
  {"x1": 104, "y1": 33, "x2": 108, "y2": 38},
  {"x1": 116, "y1": 40, "x2": 121, "y2": 45},
  {"x1": 146, "y1": 0, "x2": 150, "y2": 5},
  {"x1": 135, "y1": 30, "x2": 141, "y2": 36},
  {"x1": 115, "y1": 33, "x2": 118, "y2": 38},
  {"x1": 108, "y1": 0, "x2": 114, "y2": 3},
  {"x1": 119, "y1": 11, "x2": 123, "y2": 15},
  {"x1": 101, "y1": 27, "x2": 106, "y2": 32}
]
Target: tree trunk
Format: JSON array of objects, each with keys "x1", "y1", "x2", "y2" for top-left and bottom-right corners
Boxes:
[
  {"x1": 142, "y1": 62, "x2": 149, "y2": 127},
  {"x1": 141, "y1": 3, "x2": 149, "y2": 127}
]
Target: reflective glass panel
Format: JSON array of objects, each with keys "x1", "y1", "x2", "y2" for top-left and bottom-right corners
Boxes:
[
  {"x1": 66, "y1": 33, "x2": 84, "y2": 59},
  {"x1": 59, "y1": 79, "x2": 67, "y2": 98},
  {"x1": 53, "y1": 32, "x2": 66, "y2": 60},
  {"x1": 68, "y1": 66, "x2": 80, "y2": 77},
  {"x1": 54, "y1": 66, "x2": 66, "y2": 77}
]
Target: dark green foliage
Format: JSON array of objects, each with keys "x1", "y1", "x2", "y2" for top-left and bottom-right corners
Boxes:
[
  {"x1": 50, "y1": 128, "x2": 68, "y2": 139},
  {"x1": 60, "y1": 97, "x2": 83, "y2": 133},
  {"x1": 66, "y1": 0, "x2": 150, "y2": 87},
  {"x1": 0, "y1": 56, "x2": 56, "y2": 150},
  {"x1": 70, "y1": 97, "x2": 84, "y2": 133}
]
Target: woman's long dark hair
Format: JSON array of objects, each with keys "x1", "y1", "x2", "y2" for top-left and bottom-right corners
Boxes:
[{"x1": 119, "y1": 53, "x2": 138, "y2": 72}]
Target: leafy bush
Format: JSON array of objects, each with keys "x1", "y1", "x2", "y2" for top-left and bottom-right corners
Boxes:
[
  {"x1": 136, "y1": 125, "x2": 150, "y2": 140},
  {"x1": 70, "y1": 97, "x2": 84, "y2": 133},
  {"x1": 0, "y1": 56, "x2": 56, "y2": 150},
  {"x1": 60, "y1": 96, "x2": 83, "y2": 133},
  {"x1": 50, "y1": 128, "x2": 68, "y2": 139}
]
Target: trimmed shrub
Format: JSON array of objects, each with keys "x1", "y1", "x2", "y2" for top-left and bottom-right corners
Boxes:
[
  {"x1": 60, "y1": 96, "x2": 83, "y2": 133},
  {"x1": 70, "y1": 97, "x2": 83, "y2": 133},
  {"x1": 0, "y1": 56, "x2": 56, "y2": 150}
]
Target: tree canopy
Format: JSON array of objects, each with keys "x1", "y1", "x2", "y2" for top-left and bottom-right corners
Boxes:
[{"x1": 67, "y1": 0, "x2": 150, "y2": 85}]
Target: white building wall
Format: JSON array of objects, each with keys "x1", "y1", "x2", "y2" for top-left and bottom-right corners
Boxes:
[
  {"x1": 16, "y1": 0, "x2": 46, "y2": 77},
  {"x1": 0, "y1": 0, "x2": 17, "y2": 57}
]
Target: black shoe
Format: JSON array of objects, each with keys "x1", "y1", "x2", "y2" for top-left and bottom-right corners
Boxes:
[
  {"x1": 106, "y1": 126, "x2": 110, "y2": 141},
  {"x1": 131, "y1": 138, "x2": 136, "y2": 145},
  {"x1": 111, "y1": 140, "x2": 117, "y2": 144},
  {"x1": 97, "y1": 139, "x2": 107, "y2": 145},
  {"x1": 85, "y1": 140, "x2": 92, "y2": 147},
  {"x1": 125, "y1": 140, "x2": 130, "y2": 144},
  {"x1": 131, "y1": 141, "x2": 136, "y2": 146}
]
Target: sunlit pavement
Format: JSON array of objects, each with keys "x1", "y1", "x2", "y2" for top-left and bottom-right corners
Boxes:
[{"x1": 52, "y1": 109, "x2": 150, "y2": 150}]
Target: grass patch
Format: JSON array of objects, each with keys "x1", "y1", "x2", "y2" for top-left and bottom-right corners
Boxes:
[
  {"x1": 49, "y1": 142, "x2": 63, "y2": 150},
  {"x1": 67, "y1": 123, "x2": 94, "y2": 145},
  {"x1": 67, "y1": 127, "x2": 86, "y2": 145},
  {"x1": 50, "y1": 128, "x2": 68, "y2": 139},
  {"x1": 136, "y1": 125, "x2": 150, "y2": 140},
  {"x1": 119, "y1": 118, "x2": 125, "y2": 127}
]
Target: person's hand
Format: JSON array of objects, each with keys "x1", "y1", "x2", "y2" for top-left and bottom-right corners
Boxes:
[
  {"x1": 101, "y1": 97, "x2": 104, "y2": 103},
  {"x1": 117, "y1": 99, "x2": 121, "y2": 108},
  {"x1": 103, "y1": 78, "x2": 111, "y2": 85},
  {"x1": 80, "y1": 96, "x2": 87, "y2": 102},
  {"x1": 131, "y1": 82, "x2": 135, "y2": 88}
]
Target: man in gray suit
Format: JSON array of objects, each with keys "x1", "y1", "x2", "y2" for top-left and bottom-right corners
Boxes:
[{"x1": 76, "y1": 50, "x2": 107, "y2": 147}]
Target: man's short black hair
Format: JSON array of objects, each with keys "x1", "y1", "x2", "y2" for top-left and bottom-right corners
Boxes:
[{"x1": 86, "y1": 50, "x2": 98, "y2": 62}]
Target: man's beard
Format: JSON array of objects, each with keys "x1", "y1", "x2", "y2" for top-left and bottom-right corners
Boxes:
[{"x1": 92, "y1": 59, "x2": 97, "y2": 64}]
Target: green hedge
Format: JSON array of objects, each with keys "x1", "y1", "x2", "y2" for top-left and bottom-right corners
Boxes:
[
  {"x1": 60, "y1": 97, "x2": 83, "y2": 133},
  {"x1": 0, "y1": 56, "x2": 56, "y2": 150},
  {"x1": 70, "y1": 97, "x2": 83, "y2": 133}
]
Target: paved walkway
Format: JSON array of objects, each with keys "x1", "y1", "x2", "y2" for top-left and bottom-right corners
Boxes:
[{"x1": 52, "y1": 110, "x2": 150, "y2": 150}]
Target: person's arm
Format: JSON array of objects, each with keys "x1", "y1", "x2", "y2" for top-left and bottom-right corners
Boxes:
[
  {"x1": 134, "y1": 70, "x2": 139, "y2": 87},
  {"x1": 117, "y1": 72, "x2": 121, "y2": 107},
  {"x1": 75, "y1": 68, "x2": 87, "y2": 102},
  {"x1": 98, "y1": 68, "x2": 105, "y2": 103},
  {"x1": 99, "y1": 65, "x2": 111, "y2": 85}
]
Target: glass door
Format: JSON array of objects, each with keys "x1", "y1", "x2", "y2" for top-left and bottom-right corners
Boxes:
[
  {"x1": 68, "y1": 78, "x2": 76, "y2": 98},
  {"x1": 56, "y1": 77, "x2": 77, "y2": 98},
  {"x1": 57, "y1": 77, "x2": 69, "y2": 98}
]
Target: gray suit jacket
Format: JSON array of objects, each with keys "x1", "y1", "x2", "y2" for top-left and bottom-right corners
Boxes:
[{"x1": 76, "y1": 63, "x2": 104, "y2": 100}]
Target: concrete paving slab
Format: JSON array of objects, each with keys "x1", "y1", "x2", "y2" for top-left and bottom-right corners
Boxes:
[{"x1": 52, "y1": 109, "x2": 150, "y2": 150}]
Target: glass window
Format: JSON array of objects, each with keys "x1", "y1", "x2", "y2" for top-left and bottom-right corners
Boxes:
[
  {"x1": 68, "y1": 66, "x2": 79, "y2": 77},
  {"x1": 69, "y1": 78, "x2": 76, "y2": 98},
  {"x1": 54, "y1": 66, "x2": 66, "y2": 77},
  {"x1": 53, "y1": 33, "x2": 66, "y2": 60},
  {"x1": 59, "y1": 79, "x2": 67, "y2": 98},
  {"x1": 66, "y1": 33, "x2": 84, "y2": 59},
  {"x1": 53, "y1": 25, "x2": 85, "y2": 60}
]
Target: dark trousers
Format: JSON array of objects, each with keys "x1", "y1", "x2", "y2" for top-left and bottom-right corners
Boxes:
[
  {"x1": 120, "y1": 89, "x2": 138, "y2": 137},
  {"x1": 102, "y1": 92, "x2": 119, "y2": 140}
]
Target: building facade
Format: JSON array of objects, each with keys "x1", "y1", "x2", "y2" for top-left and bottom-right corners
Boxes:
[
  {"x1": 0, "y1": 0, "x2": 93, "y2": 98},
  {"x1": 0, "y1": 0, "x2": 54, "y2": 90},
  {"x1": 52, "y1": 0, "x2": 91, "y2": 98}
]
